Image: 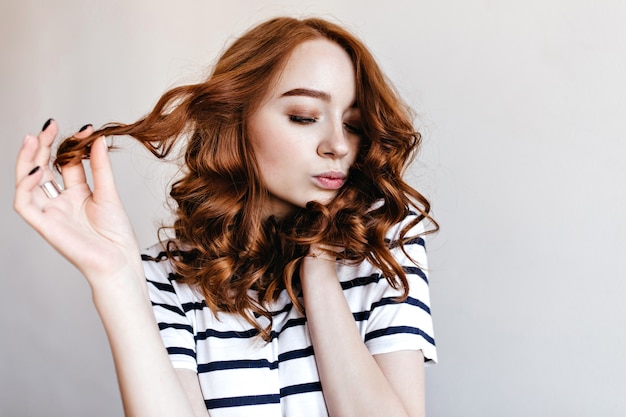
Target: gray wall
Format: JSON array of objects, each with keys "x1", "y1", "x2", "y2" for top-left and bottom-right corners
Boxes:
[{"x1": 1, "y1": 1, "x2": 624, "y2": 416}]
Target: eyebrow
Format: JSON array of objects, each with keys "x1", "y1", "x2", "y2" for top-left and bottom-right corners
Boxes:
[{"x1": 280, "y1": 88, "x2": 331, "y2": 102}]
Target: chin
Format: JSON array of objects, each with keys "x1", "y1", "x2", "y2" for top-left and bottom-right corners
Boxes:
[{"x1": 305, "y1": 194, "x2": 336, "y2": 208}]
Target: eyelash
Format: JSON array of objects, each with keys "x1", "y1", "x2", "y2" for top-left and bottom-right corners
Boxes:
[
  {"x1": 289, "y1": 115, "x2": 363, "y2": 135},
  {"x1": 344, "y1": 123, "x2": 363, "y2": 135},
  {"x1": 289, "y1": 115, "x2": 317, "y2": 124}
]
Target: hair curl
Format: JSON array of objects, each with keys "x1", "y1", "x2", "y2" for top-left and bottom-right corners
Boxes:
[{"x1": 54, "y1": 17, "x2": 438, "y2": 340}]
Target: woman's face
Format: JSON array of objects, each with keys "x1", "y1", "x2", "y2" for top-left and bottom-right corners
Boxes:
[{"x1": 248, "y1": 38, "x2": 361, "y2": 218}]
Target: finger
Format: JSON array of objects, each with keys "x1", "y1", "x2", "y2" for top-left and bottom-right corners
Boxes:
[
  {"x1": 61, "y1": 124, "x2": 94, "y2": 189},
  {"x1": 16, "y1": 134, "x2": 61, "y2": 209},
  {"x1": 75, "y1": 123, "x2": 94, "y2": 139},
  {"x1": 33, "y1": 118, "x2": 58, "y2": 168},
  {"x1": 16, "y1": 135, "x2": 40, "y2": 181},
  {"x1": 14, "y1": 160, "x2": 46, "y2": 227},
  {"x1": 60, "y1": 162, "x2": 88, "y2": 190},
  {"x1": 90, "y1": 136, "x2": 120, "y2": 203}
]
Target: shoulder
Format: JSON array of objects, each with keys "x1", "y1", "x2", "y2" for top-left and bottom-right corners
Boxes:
[
  {"x1": 384, "y1": 210, "x2": 429, "y2": 273},
  {"x1": 337, "y1": 211, "x2": 429, "y2": 286},
  {"x1": 140, "y1": 240, "x2": 197, "y2": 277},
  {"x1": 385, "y1": 210, "x2": 426, "y2": 245},
  {"x1": 141, "y1": 241, "x2": 176, "y2": 283},
  {"x1": 337, "y1": 213, "x2": 437, "y2": 361},
  {"x1": 141, "y1": 241, "x2": 202, "y2": 304},
  {"x1": 367, "y1": 201, "x2": 427, "y2": 248}
]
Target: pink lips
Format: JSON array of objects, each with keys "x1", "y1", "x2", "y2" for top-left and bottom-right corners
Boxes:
[{"x1": 313, "y1": 172, "x2": 347, "y2": 190}]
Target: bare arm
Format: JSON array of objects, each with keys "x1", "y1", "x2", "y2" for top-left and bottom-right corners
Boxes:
[
  {"x1": 14, "y1": 121, "x2": 207, "y2": 417},
  {"x1": 300, "y1": 250, "x2": 425, "y2": 417},
  {"x1": 176, "y1": 369, "x2": 212, "y2": 417}
]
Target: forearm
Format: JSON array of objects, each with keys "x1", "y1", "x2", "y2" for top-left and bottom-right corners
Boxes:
[
  {"x1": 89, "y1": 266, "x2": 198, "y2": 417},
  {"x1": 301, "y1": 257, "x2": 413, "y2": 417}
]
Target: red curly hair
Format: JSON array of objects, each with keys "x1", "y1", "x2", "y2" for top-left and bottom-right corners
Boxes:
[{"x1": 55, "y1": 17, "x2": 437, "y2": 340}]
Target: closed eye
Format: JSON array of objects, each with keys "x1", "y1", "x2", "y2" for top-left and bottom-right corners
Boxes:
[
  {"x1": 344, "y1": 122, "x2": 363, "y2": 135},
  {"x1": 289, "y1": 115, "x2": 317, "y2": 124}
]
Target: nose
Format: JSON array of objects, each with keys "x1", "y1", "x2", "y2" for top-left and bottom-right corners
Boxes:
[{"x1": 318, "y1": 121, "x2": 350, "y2": 159}]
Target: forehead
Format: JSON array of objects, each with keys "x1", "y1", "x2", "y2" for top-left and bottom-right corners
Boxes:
[{"x1": 266, "y1": 38, "x2": 357, "y2": 101}]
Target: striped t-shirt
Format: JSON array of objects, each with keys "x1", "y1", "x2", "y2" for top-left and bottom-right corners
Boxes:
[{"x1": 142, "y1": 215, "x2": 436, "y2": 416}]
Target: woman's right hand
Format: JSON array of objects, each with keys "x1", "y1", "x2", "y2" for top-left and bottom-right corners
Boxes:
[{"x1": 14, "y1": 120, "x2": 143, "y2": 285}]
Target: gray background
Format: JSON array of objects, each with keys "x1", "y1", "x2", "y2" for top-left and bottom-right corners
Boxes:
[{"x1": 1, "y1": 1, "x2": 625, "y2": 416}]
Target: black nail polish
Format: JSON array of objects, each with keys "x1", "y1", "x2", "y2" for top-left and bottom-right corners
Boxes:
[
  {"x1": 42, "y1": 118, "x2": 53, "y2": 131},
  {"x1": 79, "y1": 124, "x2": 92, "y2": 132},
  {"x1": 28, "y1": 166, "x2": 40, "y2": 176}
]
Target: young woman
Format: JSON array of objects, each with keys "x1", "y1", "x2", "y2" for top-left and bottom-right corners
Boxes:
[{"x1": 14, "y1": 17, "x2": 436, "y2": 417}]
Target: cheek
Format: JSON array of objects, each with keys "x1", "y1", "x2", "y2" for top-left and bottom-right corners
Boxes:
[
  {"x1": 248, "y1": 127, "x2": 277, "y2": 166},
  {"x1": 251, "y1": 129, "x2": 309, "y2": 168},
  {"x1": 247, "y1": 111, "x2": 290, "y2": 157},
  {"x1": 249, "y1": 136, "x2": 292, "y2": 185}
]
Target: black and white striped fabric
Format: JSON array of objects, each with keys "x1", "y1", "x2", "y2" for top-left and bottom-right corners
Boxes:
[{"x1": 142, "y1": 215, "x2": 436, "y2": 416}]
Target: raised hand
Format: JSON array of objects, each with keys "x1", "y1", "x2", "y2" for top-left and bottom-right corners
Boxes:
[{"x1": 14, "y1": 120, "x2": 142, "y2": 283}]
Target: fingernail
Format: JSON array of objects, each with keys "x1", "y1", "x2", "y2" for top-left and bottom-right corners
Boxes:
[
  {"x1": 79, "y1": 124, "x2": 92, "y2": 132},
  {"x1": 28, "y1": 166, "x2": 41, "y2": 176},
  {"x1": 42, "y1": 118, "x2": 53, "y2": 131}
]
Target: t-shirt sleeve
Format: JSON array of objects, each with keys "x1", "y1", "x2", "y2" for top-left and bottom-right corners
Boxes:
[
  {"x1": 361, "y1": 217, "x2": 437, "y2": 364},
  {"x1": 142, "y1": 247, "x2": 199, "y2": 372}
]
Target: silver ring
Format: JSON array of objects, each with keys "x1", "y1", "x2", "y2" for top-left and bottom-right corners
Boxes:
[{"x1": 41, "y1": 180, "x2": 63, "y2": 199}]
